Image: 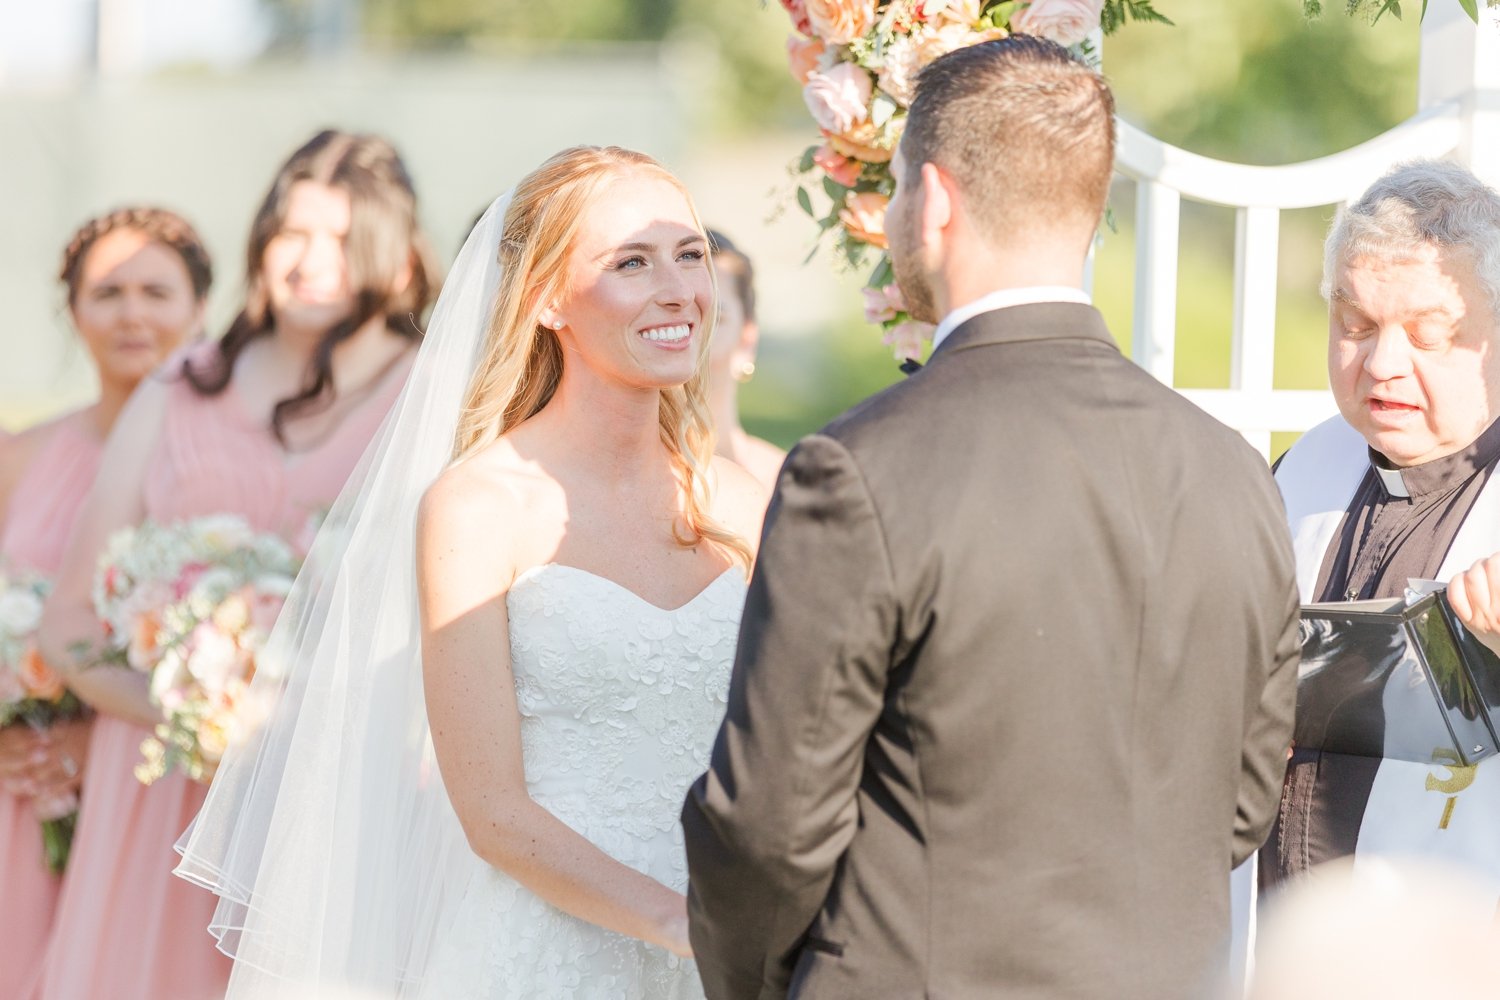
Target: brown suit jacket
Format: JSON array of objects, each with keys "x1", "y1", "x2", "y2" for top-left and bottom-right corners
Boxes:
[{"x1": 682, "y1": 304, "x2": 1300, "y2": 1000}]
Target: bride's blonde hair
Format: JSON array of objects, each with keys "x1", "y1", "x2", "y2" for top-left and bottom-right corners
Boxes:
[{"x1": 452, "y1": 146, "x2": 752, "y2": 570}]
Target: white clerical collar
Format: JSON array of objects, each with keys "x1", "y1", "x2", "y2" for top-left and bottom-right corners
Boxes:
[{"x1": 930, "y1": 286, "x2": 1092, "y2": 352}]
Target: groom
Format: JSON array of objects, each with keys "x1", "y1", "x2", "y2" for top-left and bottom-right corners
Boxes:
[{"x1": 683, "y1": 36, "x2": 1301, "y2": 1000}]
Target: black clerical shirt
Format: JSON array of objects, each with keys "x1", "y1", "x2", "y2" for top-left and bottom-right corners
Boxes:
[
  {"x1": 1314, "y1": 417, "x2": 1500, "y2": 603},
  {"x1": 1263, "y1": 417, "x2": 1500, "y2": 887}
]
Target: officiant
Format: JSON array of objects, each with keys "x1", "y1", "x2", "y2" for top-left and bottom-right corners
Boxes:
[{"x1": 1263, "y1": 160, "x2": 1500, "y2": 891}]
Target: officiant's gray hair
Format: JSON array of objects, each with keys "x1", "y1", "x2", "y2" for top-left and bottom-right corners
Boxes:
[
  {"x1": 1323, "y1": 161, "x2": 1500, "y2": 319},
  {"x1": 903, "y1": 35, "x2": 1114, "y2": 235}
]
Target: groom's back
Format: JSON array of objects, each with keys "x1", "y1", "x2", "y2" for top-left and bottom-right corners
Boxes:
[{"x1": 803, "y1": 303, "x2": 1298, "y2": 1000}]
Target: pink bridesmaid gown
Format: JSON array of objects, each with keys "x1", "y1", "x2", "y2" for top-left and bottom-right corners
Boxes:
[
  {"x1": 36, "y1": 346, "x2": 409, "y2": 1000},
  {"x1": 0, "y1": 412, "x2": 103, "y2": 1000}
]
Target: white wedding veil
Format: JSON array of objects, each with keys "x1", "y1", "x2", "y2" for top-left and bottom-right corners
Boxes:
[{"x1": 175, "y1": 193, "x2": 513, "y2": 997}]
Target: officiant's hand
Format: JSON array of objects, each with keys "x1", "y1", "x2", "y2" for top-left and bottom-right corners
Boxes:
[{"x1": 1447, "y1": 553, "x2": 1500, "y2": 657}]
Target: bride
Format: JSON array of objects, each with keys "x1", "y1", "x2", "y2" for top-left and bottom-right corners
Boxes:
[{"x1": 176, "y1": 146, "x2": 765, "y2": 998}]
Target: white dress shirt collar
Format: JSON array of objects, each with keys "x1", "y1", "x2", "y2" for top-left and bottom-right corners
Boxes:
[{"x1": 930, "y1": 286, "x2": 1093, "y2": 353}]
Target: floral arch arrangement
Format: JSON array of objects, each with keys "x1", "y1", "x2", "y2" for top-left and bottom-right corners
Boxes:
[{"x1": 780, "y1": 0, "x2": 1164, "y2": 358}]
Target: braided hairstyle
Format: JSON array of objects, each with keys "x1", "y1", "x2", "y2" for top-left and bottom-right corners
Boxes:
[
  {"x1": 59, "y1": 207, "x2": 213, "y2": 305},
  {"x1": 183, "y1": 129, "x2": 439, "y2": 446}
]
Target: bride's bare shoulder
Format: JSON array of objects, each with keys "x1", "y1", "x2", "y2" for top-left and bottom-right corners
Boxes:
[
  {"x1": 421, "y1": 440, "x2": 550, "y2": 524},
  {"x1": 708, "y1": 454, "x2": 769, "y2": 550}
]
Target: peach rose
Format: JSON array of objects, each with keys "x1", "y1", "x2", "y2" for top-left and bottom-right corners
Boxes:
[
  {"x1": 781, "y1": 0, "x2": 815, "y2": 37},
  {"x1": 806, "y1": 0, "x2": 876, "y2": 44},
  {"x1": 918, "y1": 22, "x2": 1007, "y2": 66},
  {"x1": 1009, "y1": 0, "x2": 1103, "y2": 48},
  {"x1": 827, "y1": 119, "x2": 899, "y2": 164},
  {"x1": 813, "y1": 143, "x2": 863, "y2": 187},
  {"x1": 212, "y1": 592, "x2": 251, "y2": 635},
  {"x1": 17, "y1": 646, "x2": 64, "y2": 702},
  {"x1": 196, "y1": 716, "x2": 229, "y2": 763},
  {"x1": 803, "y1": 63, "x2": 873, "y2": 135},
  {"x1": 787, "y1": 35, "x2": 827, "y2": 83},
  {"x1": 840, "y1": 191, "x2": 890, "y2": 249},
  {"x1": 127, "y1": 611, "x2": 161, "y2": 673},
  {"x1": 882, "y1": 320, "x2": 934, "y2": 361}
]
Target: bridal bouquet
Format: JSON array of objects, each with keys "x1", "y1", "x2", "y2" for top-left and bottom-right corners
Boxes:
[
  {"x1": 781, "y1": 0, "x2": 1165, "y2": 358},
  {"x1": 92, "y1": 514, "x2": 299, "y2": 785},
  {"x1": 0, "y1": 567, "x2": 84, "y2": 873}
]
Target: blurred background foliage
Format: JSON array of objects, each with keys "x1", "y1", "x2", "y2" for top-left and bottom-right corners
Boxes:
[
  {"x1": 319, "y1": 0, "x2": 1423, "y2": 454},
  {"x1": 16, "y1": 0, "x2": 1427, "y2": 453}
]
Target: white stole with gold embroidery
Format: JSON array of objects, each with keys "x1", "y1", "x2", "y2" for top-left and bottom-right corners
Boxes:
[{"x1": 1277, "y1": 414, "x2": 1500, "y2": 903}]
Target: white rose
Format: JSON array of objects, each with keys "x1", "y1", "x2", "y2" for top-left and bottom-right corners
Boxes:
[
  {"x1": 877, "y1": 32, "x2": 921, "y2": 106},
  {"x1": 193, "y1": 514, "x2": 256, "y2": 555},
  {"x1": 1009, "y1": 0, "x2": 1103, "y2": 48},
  {"x1": 185, "y1": 624, "x2": 241, "y2": 696},
  {"x1": 253, "y1": 573, "x2": 296, "y2": 600},
  {"x1": 803, "y1": 63, "x2": 874, "y2": 135},
  {"x1": 0, "y1": 589, "x2": 44, "y2": 637}
]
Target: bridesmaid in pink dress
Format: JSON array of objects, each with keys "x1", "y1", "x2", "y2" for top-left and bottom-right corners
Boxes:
[
  {"x1": 0, "y1": 208, "x2": 212, "y2": 1000},
  {"x1": 35, "y1": 130, "x2": 439, "y2": 1000}
]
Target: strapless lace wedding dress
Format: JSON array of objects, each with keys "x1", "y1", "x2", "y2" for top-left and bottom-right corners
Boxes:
[{"x1": 417, "y1": 563, "x2": 745, "y2": 999}]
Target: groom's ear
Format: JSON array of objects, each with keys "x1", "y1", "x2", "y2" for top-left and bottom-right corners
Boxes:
[{"x1": 918, "y1": 162, "x2": 954, "y2": 246}]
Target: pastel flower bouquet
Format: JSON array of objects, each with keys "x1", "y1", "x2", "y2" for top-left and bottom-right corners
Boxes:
[
  {"x1": 92, "y1": 514, "x2": 299, "y2": 785},
  {"x1": 0, "y1": 567, "x2": 84, "y2": 873},
  {"x1": 781, "y1": 0, "x2": 1166, "y2": 359}
]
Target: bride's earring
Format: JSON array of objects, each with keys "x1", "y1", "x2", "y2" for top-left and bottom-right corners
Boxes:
[{"x1": 733, "y1": 360, "x2": 756, "y2": 383}]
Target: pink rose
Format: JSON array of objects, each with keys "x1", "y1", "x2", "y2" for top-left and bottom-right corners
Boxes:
[
  {"x1": 882, "y1": 320, "x2": 934, "y2": 361},
  {"x1": 174, "y1": 562, "x2": 210, "y2": 601},
  {"x1": 250, "y1": 591, "x2": 285, "y2": 639},
  {"x1": 787, "y1": 35, "x2": 827, "y2": 83},
  {"x1": 813, "y1": 143, "x2": 863, "y2": 187},
  {"x1": 803, "y1": 63, "x2": 873, "y2": 135},
  {"x1": 805, "y1": 0, "x2": 876, "y2": 44},
  {"x1": 1009, "y1": 0, "x2": 1103, "y2": 48},
  {"x1": 781, "y1": 0, "x2": 815, "y2": 37},
  {"x1": 862, "y1": 287, "x2": 898, "y2": 324},
  {"x1": 839, "y1": 191, "x2": 890, "y2": 249},
  {"x1": 33, "y1": 790, "x2": 78, "y2": 823},
  {"x1": 862, "y1": 283, "x2": 909, "y2": 323}
]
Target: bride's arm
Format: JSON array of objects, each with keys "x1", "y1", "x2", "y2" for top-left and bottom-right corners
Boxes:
[{"x1": 416, "y1": 465, "x2": 692, "y2": 957}]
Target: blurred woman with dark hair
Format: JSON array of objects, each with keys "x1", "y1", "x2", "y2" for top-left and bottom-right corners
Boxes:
[
  {"x1": 704, "y1": 230, "x2": 785, "y2": 490},
  {"x1": 34, "y1": 129, "x2": 438, "y2": 1000},
  {"x1": 0, "y1": 206, "x2": 210, "y2": 1000}
]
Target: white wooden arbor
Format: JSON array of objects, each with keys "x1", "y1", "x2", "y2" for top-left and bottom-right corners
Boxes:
[
  {"x1": 1108, "y1": 9, "x2": 1500, "y2": 989},
  {"x1": 1112, "y1": 5, "x2": 1500, "y2": 458}
]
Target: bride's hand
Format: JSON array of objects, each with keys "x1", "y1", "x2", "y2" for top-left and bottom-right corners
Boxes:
[{"x1": 653, "y1": 896, "x2": 694, "y2": 958}]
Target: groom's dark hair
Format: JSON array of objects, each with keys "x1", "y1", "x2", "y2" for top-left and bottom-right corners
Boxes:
[{"x1": 904, "y1": 35, "x2": 1115, "y2": 237}]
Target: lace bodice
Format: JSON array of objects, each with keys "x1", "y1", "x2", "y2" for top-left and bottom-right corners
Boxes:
[{"x1": 417, "y1": 562, "x2": 745, "y2": 1000}]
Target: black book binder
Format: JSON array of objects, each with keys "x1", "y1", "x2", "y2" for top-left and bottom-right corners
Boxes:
[{"x1": 1297, "y1": 590, "x2": 1500, "y2": 766}]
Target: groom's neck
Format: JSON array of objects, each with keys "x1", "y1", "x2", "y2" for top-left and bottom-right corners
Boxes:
[{"x1": 934, "y1": 241, "x2": 1088, "y2": 317}]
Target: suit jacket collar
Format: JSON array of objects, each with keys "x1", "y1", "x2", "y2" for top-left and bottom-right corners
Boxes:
[{"x1": 929, "y1": 302, "x2": 1117, "y2": 363}]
